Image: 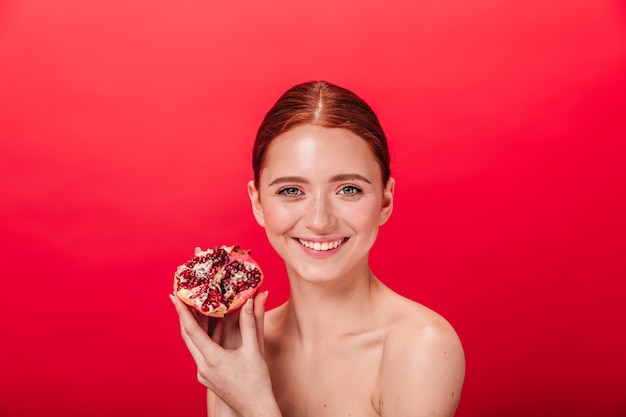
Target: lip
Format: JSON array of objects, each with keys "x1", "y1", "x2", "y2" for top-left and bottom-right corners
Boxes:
[{"x1": 294, "y1": 237, "x2": 348, "y2": 258}]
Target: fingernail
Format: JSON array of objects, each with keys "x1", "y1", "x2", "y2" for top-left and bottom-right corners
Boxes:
[
  {"x1": 245, "y1": 298, "x2": 253, "y2": 313},
  {"x1": 169, "y1": 294, "x2": 176, "y2": 305},
  {"x1": 263, "y1": 291, "x2": 269, "y2": 305}
]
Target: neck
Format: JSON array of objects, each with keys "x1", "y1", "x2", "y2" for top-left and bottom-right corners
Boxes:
[{"x1": 281, "y1": 264, "x2": 382, "y2": 346}]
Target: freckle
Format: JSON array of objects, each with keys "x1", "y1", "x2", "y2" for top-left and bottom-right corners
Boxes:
[
  {"x1": 323, "y1": 404, "x2": 327, "y2": 407},
  {"x1": 451, "y1": 392, "x2": 455, "y2": 397}
]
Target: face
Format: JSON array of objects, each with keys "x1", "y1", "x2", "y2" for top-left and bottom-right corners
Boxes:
[{"x1": 248, "y1": 124, "x2": 394, "y2": 284}]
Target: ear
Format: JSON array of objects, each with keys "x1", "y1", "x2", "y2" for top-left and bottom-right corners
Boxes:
[
  {"x1": 247, "y1": 180, "x2": 265, "y2": 227},
  {"x1": 379, "y1": 177, "x2": 395, "y2": 225}
]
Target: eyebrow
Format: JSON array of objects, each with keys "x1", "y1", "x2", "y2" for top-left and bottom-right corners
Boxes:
[{"x1": 268, "y1": 174, "x2": 372, "y2": 187}]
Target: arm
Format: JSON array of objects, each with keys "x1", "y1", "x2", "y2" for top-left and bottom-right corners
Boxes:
[
  {"x1": 171, "y1": 292, "x2": 282, "y2": 417},
  {"x1": 378, "y1": 318, "x2": 466, "y2": 417}
]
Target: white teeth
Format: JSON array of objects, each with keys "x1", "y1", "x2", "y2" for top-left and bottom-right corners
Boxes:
[{"x1": 298, "y1": 238, "x2": 344, "y2": 251}]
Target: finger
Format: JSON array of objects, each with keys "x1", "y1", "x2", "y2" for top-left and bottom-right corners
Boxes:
[
  {"x1": 208, "y1": 317, "x2": 218, "y2": 338},
  {"x1": 170, "y1": 294, "x2": 206, "y2": 364},
  {"x1": 195, "y1": 312, "x2": 210, "y2": 335},
  {"x1": 254, "y1": 291, "x2": 268, "y2": 355},
  {"x1": 171, "y1": 294, "x2": 222, "y2": 359},
  {"x1": 222, "y1": 309, "x2": 240, "y2": 334},
  {"x1": 211, "y1": 319, "x2": 224, "y2": 344},
  {"x1": 179, "y1": 321, "x2": 207, "y2": 365},
  {"x1": 238, "y1": 298, "x2": 259, "y2": 352}
]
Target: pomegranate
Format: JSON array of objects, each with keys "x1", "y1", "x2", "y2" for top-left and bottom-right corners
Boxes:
[{"x1": 173, "y1": 245, "x2": 263, "y2": 317}]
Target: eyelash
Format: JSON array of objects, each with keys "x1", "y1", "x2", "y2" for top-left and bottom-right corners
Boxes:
[
  {"x1": 276, "y1": 186, "x2": 303, "y2": 197},
  {"x1": 276, "y1": 185, "x2": 363, "y2": 197},
  {"x1": 338, "y1": 185, "x2": 363, "y2": 196}
]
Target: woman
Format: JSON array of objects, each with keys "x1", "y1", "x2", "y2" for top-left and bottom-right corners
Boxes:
[{"x1": 171, "y1": 80, "x2": 466, "y2": 417}]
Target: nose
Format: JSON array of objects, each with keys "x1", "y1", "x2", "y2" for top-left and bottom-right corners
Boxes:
[{"x1": 304, "y1": 193, "x2": 337, "y2": 233}]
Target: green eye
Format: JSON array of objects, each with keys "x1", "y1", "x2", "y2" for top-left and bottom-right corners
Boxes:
[
  {"x1": 339, "y1": 185, "x2": 362, "y2": 196},
  {"x1": 277, "y1": 187, "x2": 303, "y2": 197}
]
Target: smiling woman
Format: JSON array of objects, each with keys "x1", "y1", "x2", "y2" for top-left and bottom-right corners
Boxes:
[
  {"x1": 249, "y1": 124, "x2": 392, "y2": 282},
  {"x1": 171, "y1": 81, "x2": 466, "y2": 417}
]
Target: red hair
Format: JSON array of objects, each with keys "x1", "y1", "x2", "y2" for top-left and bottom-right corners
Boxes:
[{"x1": 252, "y1": 80, "x2": 391, "y2": 186}]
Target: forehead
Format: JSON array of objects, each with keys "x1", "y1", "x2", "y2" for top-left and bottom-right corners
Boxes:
[{"x1": 260, "y1": 125, "x2": 380, "y2": 180}]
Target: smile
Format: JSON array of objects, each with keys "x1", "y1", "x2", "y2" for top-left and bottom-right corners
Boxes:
[{"x1": 297, "y1": 238, "x2": 346, "y2": 251}]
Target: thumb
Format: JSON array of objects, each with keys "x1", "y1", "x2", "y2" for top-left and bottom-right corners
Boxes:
[{"x1": 239, "y1": 298, "x2": 259, "y2": 351}]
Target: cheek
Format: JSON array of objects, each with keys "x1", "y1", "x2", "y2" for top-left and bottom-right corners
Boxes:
[
  {"x1": 338, "y1": 203, "x2": 382, "y2": 230},
  {"x1": 262, "y1": 203, "x2": 295, "y2": 232}
]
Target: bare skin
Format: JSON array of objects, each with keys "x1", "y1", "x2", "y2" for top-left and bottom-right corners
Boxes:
[
  {"x1": 263, "y1": 277, "x2": 465, "y2": 417},
  {"x1": 173, "y1": 125, "x2": 465, "y2": 417}
]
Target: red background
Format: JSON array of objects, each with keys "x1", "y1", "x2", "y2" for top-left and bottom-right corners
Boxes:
[{"x1": 1, "y1": 1, "x2": 625, "y2": 416}]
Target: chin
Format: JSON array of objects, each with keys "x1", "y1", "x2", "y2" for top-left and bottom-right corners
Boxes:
[{"x1": 288, "y1": 258, "x2": 369, "y2": 285}]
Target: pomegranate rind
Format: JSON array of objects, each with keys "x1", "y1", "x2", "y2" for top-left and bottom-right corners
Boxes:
[{"x1": 173, "y1": 245, "x2": 263, "y2": 317}]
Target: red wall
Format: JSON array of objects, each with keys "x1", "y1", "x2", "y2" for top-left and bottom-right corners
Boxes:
[{"x1": 1, "y1": 1, "x2": 625, "y2": 416}]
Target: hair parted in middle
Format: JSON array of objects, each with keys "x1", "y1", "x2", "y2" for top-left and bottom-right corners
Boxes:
[{"x1": 252, "y1": 80, "x2": 391, "y2": 187}]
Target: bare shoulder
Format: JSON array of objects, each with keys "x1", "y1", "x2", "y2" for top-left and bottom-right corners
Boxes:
[
  {"x1": 376, "y1": 290, "x2": 466, "y2": 417},
  {"x1": 381, "y1": 291, "x2": 464, "y2": 359}
]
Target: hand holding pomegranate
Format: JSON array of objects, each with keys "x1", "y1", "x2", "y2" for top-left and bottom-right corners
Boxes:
[{"x1": 170, "y1": 291, "x2": 281, "y2": 417}]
